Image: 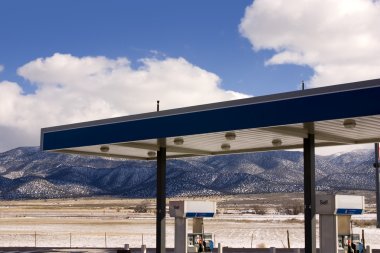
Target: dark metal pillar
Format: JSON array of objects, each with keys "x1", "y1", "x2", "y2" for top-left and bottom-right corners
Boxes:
[
  {"x1": 157, "y1": 146, "x2": 166, "y2": 253},
  {"x1": 375, "y1": 143, "x2": 380, "y2": 228},
  {"x1": 304, "y1": 133, "x2": 316, "y2": 253}
]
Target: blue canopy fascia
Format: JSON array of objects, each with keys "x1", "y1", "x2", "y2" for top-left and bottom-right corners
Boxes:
[{"x1": 41, "y1": 78, "x2": 380, "y2": 151}]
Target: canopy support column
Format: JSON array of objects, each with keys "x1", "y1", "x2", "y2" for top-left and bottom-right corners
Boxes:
[
  {"x1": 375, "y1": 143, "x2": 380, "y2": 228},
  {"x1": 157, "y1": 146, "x2": 166, "y2": 253},
  {"x1": 304, "y1": 133, "x2": 316, "y2": 253}
]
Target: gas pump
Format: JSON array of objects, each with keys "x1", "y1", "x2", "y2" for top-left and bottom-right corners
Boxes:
[
  {"x1": 316, "y1": 195, "x2": 365, "y2": 253},
  {"x1": 169, "y1": 200, "x2": 216, "y2": 253},
  {"x1": 187, "y1": 232, "x2": 213, "y2": 252},
  {"x1": 337, "y1": 216, "x2": 362, "y2": 252}
]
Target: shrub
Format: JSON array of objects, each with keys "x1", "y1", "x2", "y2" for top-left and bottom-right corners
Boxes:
[
  {"x1": 352, "y1": 219, "x2": 376, "y2": 227},
  {"x1": 282, "y1": 202, "x2": 303, "y2": 215},
  {"x1": 253, "y1": 205, "x2": 267, "y2": 215},
  {"x1": 134, "y1": 203, "x2": 148, "y2": 213}
]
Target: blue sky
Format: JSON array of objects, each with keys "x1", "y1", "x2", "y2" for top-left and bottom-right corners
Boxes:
[
  {"x1": 0, "y1": 0, "x2": 312, "y2": 96},
  {"x1": 0, "y1": 0, "x2": 379, "y2": 152}
]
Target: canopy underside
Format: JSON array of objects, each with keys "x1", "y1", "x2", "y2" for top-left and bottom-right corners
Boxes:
[{"x1": 55, "y1": 115, "x2": 380, "y2": 160}]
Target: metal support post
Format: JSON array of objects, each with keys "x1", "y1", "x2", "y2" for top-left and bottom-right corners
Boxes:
[
  {"x1": 304, "y1": 133, "x2": 316, "y2": 253},
  {"x1": 375, "y1": 143, "x2": 380, "y2": 228},
  {"x1": 218, "y1": 243, "x2": 223, "y2": 253},
  {"x1": 157, "y1": 146, "x2": 166, "y2": 253},
  {"x1": 175, "y1": 217, "x2": 188, "y2": 253},
  {"x1": 319, "y1": 214, "x2": 338, "y2": 253},
  {"x1": 193, "y1": 218, "x2": 203, "y2": 233}
]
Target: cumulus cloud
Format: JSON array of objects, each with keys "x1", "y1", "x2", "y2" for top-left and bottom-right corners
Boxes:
[
  {"x1": 239, "y1": 0, "x2": 380, "y2": 155},
  {"x1": 0, "y1": 53, "x2": 248, "y2": 151},
  {"x1": 239, "y1": 0, "x2": 380, "y2": 87}
]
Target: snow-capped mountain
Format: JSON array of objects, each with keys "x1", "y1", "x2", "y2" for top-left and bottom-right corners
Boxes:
[{"x1": 0, "y1": 147, "x2": 377, "y2": 199}]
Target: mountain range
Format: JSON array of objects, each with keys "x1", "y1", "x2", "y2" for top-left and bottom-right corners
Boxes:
[{"x1": 0, "y1": 147, "x2": 377, "y2": 199}]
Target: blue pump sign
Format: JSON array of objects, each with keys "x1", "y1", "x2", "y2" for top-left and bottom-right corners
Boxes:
[{"x1": 336, "y1": 208, "x2": 363, "y2": 215}]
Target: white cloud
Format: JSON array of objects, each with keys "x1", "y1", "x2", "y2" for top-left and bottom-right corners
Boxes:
[
  {"x1": 0, "y1": 65, "x2": 4, "y2": 73},
  {"x1": 239, "y1": 0, "x2": 380, "y2": 87},
  {"x1": 239, "y1": 0, "x2": 380, "y2": 155},
  {"x1": 0, "y1": 53, "x2": 248, "y2": 151}
]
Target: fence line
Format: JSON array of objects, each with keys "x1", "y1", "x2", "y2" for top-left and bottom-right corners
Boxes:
[
  {"x1": 1, "y1": 232, "x2": 377, "y2": 252},
  {"x1": 0, "y1": 232, "x2": 155, "y2": 248}
]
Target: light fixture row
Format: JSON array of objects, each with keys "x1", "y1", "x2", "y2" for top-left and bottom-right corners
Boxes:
[
  {"x1": 170, "y1": 131, "x2": 284, "y2": 153},
  {"x1": 100, "y1": 119, "x2": 357, "y2": 156},
  {"x1": 99, "y1": 131, "x2": 285, "y2": 156}
]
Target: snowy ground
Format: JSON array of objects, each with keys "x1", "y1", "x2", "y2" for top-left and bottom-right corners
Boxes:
[
  {"x1": 0, "y1": 213, "x2": 379, "y2": 249},
  {"x1": 0, "y1": 198, "x2": 379, "y2": 249}
]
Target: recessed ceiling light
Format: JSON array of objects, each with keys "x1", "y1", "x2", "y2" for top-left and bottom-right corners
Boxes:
[
  {"x1": 225, "y1": 132, "x2": 236, "y2": 141},
  {"x1": 147, "y1": 151, "x2": 156, "y2": 157},
  {"x1": 343, "y1": 119, "x2": 356, "y2": 129},
  {"x1": 100, "y1": 145, "x2": 110, "y2": 152},
  {"x1": 173, "y1": 137, "x2": 184, "y2": 145},
  {"x1": 272, "y1": 139, "x2": 282, "y2": 147},
  {"x1": 221, "y1": 143, "x2": 231, "y2": 151}
]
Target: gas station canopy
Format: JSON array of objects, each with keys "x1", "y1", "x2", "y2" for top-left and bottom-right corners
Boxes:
[
  {"x1": 41, "y1": 78, "x2": 380, "y2": 159},
  {"x1": 40, "y1": 78, "x2": 380, "y2": 253}
]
